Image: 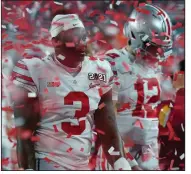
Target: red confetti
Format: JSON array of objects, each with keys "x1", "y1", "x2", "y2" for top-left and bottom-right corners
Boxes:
[
  {"x1": 122, "y1": 62, "x2": 130, "y2": 72},
  {"x1": 2, "y1": 158, "x2": 9, "y2": 166},
  {"x1": 89, "y1": 57, "x2": 98, "y2": 61},
  {"x1": 126, "y1": 152, "x2": 134, "y2": 161},
  {"x1": 95, "y1": 129, "x2": 105, "y2": 135},
  {"x1": 12, "y1": 142, "x2": 17, "y2": 148},
  {"x1": 98, "y1": 88, "x2": 103, "y2": 97},
  {"x1": 66, "y1": 147, "x2": 73, "y2": 153},
  {"x1": 43, "y1": 157, "x2": 51, "y2": 163},
  {"x1": 53, "y1": 125, "x2": 59, "y2": 133},
  {"x1": 169, "y1": 159, "x2": 174, "y2": 170},
  {"x1": 98, "y1": 103, "x2": 106, "y2": 110},
  {"x1": 136, "y1": 7, "x2": 150, "y2": 15},
  {"x1": 20, "y1": 130, "x2": 32, "y2": 139},
  {"x1": 2, "y1": 106, "x2": 13, "y2": 112},
  {"x1": 80, "y1": 148, "x2": 84, "y2": 152},
  {"x1": 67, "y1": 133, "x2": 72, "y2": 138},
  {"x1": 65, "y1": 42, "x2": 75, "y2": 47},
  {"x1": 31, "y1": 136, "x2": 40, "y2": 142},
  {"x1": 134, "y1": 119, "x2": 144, "y2": 129},
  {"x1": 126, "y1": 18, "x2": 136, "y2": 22},
  {"x1": 139, "y1": 3, "x2": 146, "y2": 7},
  {"x1": 4, "y1": 44, "x2": 14, "y2": 51}
]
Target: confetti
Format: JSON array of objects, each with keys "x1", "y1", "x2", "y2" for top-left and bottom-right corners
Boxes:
[
  {"x1": 174, "y1": 149, "x2": 177, "y2": 155},
  {"x1": 28, "y1": 92, "x2": 37, "y2": 98},
  {"x1": 66, "y1": 147, "x2": 73, "y2": 153},
  {"x1": 136, "y1": 8, "x2": 150, "y2": 15},
  {"x1": 122, "y1": 62, "x2": 130, "y2": 72},
  {"x1": 142, "y1": 35, "x2": 149, "y2": 41},
  {"x1": 171, "y1": 167, "x2": 180, "y2": 170},
  {"x1": 65, "y1": 42, "x2": 75, "y2": 47},
  {"x1": 31, "y1": 136, "x2": 40, "y2": 142},
  {"x1": 43, "y1": 157, "x2": 51, "y2": 163},
  {"x1": 181, "y1": 123, "x2": 184, "y2": 132},
  {"x1": 134, "y1": 119, "x2": 144, "y2": 129},
  {"x1": 98, "y1": 103, "x2": 106, "y2": 109},
  {"x1": 54, "y1": 1, "x2": 63, "y2": 6},
  {"x1": 116, "y1": 1, "x2": 122, "y2": 5},
  {"x1": 110, "y1": 20, "x2": 118, "y2": 26},
  {"x1": 108, "y1": 146, "x2": 115, "y2": 154},
  {"x1": 179, "y1": 153, "x2": 185, "y2": 160},
  {"x1": 53, "y1": 125, "x2": 59, "y2": 133},
  {"x1": 20, "y1": 130, "x2": 32, "y2": 140},
  {"x1": 164, "y1": 49, "x2": 173, "y2": 57},
  {"x1": 57, "y1": 54, "x2": 65, "y2": 60},
  {"x1": 80, "y1": 148, "x2": 84, "y2": 152},
  {"x1": 2, "y1": 158, "x2": 9, "y2": 166},
  {"x1": 95, "y1": 129, "x2": 105, "y2": 135},
  {"x1": 169, "y1": 159, "x2": 174, "y2": 170}
]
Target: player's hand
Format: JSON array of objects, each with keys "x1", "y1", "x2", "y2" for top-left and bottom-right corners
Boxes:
[{"x1": 131, "y1": 165, "x2": 142, "y2": 170}]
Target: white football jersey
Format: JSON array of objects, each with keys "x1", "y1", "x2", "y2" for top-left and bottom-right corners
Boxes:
[
  {"x1": 12, "y1": 54, "x2": 113, "y2": 170},
  {"x1": 104, "y1": 48, "x2": 163, "y2": 118}
]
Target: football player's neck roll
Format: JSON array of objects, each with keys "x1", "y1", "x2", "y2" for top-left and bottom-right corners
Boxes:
[{"x1": 50, "y1": 14, "x2": 87, "y2": 68}]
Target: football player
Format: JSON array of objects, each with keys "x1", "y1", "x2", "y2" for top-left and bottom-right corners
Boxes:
[
  {"x1": 11, "y1": 10, "x2": 132, "y2": 170},
  {"x1": 95, "y1": 4, "x2": 175, "y2": 170}
]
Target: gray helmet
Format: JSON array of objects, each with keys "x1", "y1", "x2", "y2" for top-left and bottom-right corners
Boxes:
[{"x1": 123, "y1": 4, "x2": 173, "y2": 61}]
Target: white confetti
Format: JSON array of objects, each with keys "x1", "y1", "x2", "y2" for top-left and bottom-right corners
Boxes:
[
  {"x1": 110, "y1": 151, "x2": 120, "y2": 156},
  {"x1": 57, "y1": 54, "x2": 66, "y2": 60},
  {"x1": 164, "y1": 49, "x2": 173, "y2": 57},
  {"x1": 169, "y1": 102, "x2": 173, "y2": 108},
  {"x1": 174, "y1": 149, "x2": 177, "y2": 155},
  {"x1": 179, "y1": 153, "x2": 185, "y2": 160},
  {"x1": 2, "y1": 25, "x2": 6, "y2": 29},
  {"x1": 181, "y1": 123, "x2": 184, "y2": 132},
  {"x1": 108, "y1": 146, "x2": 115, "y2": 154},
  {"x1": 109, "y1": 4, "x2": 113, "y2": 9},
  {"x1": 54, "y1": 1, "x2": 63, "y2": 5},
  {"x1": 26, "y1": 8, "x2": 32, "y2": 14},
  {"x1": 4, "y1": 6, "x2": 11, "y2": 11},
  {"x1": 171, "y1": 167, "x2": 180, "y2": 170},
  {"x1": 142, "y1": 35, "x2": 149, "y2": 41},
  {"x1": 110, "y1": 20, "x2": 118, "y2": 26},
  {"x1": 116, "y1": 1, "x2": 122, "y2": 5},
  {"x1": 28, "y1": 92, "x2": 37, "y2": 98}
]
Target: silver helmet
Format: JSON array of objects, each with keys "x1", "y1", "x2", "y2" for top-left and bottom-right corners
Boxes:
[{"x1": 123, "y1": 4, "x2": 173, "y2": 61}]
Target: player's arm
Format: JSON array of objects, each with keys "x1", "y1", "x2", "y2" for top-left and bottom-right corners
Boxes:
[
  {"x1": 13, "y1": 87, "x2": 40, "y2": 170},
  {"x1": 94, "y1": 89, "x2": 130, "y2": 170},
  {"x1": 11, "y1": 59, "x2": 40, "y2": 170}
]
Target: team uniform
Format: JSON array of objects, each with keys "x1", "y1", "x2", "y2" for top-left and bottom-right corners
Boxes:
[
  {"x1": 96, "y1": 48, "x2": 168, "y2": 170},
  {"x1": 12, "y1": 54, "x2": 114, "y2": 170}
]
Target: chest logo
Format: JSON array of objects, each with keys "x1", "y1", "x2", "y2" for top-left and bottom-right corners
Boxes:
[{"x1": 88, "y1": 73, "x2": 106, "y2": 82}]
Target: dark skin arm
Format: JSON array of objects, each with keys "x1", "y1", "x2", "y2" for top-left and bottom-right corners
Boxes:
[
  {"x1": 13, "y1": 88, "x2": 40, "y2": 170},
  {"x1": 94, "y1": 89, "x2": 126, "y2": 168}
]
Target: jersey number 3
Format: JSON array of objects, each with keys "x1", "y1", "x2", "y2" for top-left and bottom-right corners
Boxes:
[{"x1": 62, "y1": 92, "x2": 90, "y2": 135}]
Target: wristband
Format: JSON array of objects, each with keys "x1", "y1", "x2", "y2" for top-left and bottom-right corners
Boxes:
[{"x1": 114, "y1": 157, "x2": 131, "y2": 170}]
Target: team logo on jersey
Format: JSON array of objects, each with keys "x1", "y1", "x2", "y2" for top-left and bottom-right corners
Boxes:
[
  {"x1": 89, "y1": 83, "x2": 100, "y2": 89},
  {"x1": 47, "y1": 81, "x2": 61, "y2": 87},
  {"x1": 88, "y1": 73, "x2": 106, "y2": 82}
]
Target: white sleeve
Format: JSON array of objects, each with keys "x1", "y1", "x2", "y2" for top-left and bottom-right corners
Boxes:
[{"x1": 12, "y1": 59, "x2": 38, "y2": 93}]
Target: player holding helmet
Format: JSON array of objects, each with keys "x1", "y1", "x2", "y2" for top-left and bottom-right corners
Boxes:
[
  {"x1": 11, "y1": 10, "x2": 132, "y2": 170},
  {"x1": 96, "y1": 4, "x2": 174, "y2": 170}
]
